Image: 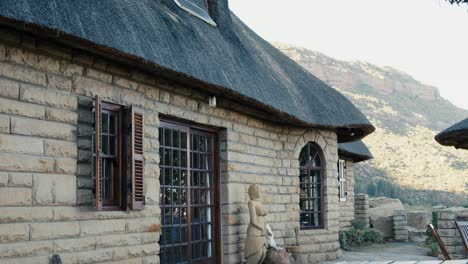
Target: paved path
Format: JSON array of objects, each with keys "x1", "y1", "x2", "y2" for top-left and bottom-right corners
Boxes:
[{"x1": 321, "y1": 242, "x2": 467, "y2": 264}]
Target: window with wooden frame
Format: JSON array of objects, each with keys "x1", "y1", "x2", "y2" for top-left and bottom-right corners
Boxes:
[
  {"x1": 299, "y1": 142, "x2": 325, "y2": 229},
  {"x1": 338, "y1": 159, "x2": 347, "y2": 202},
  {"x1": 93, "y1": 96, "x2": 144, "y2": 211},
  {"x1": 159, "y1": 119, "x2": 220, "y2": 264}
]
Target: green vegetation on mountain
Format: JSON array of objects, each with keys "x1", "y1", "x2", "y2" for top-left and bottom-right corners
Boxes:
[{"x1": 275, "y1": 43, "x2": 468, "y2": 206}]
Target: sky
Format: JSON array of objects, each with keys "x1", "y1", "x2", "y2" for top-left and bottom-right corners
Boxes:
[{"x1": 230, "y1": 0, "x2": 468, "y2": 111}]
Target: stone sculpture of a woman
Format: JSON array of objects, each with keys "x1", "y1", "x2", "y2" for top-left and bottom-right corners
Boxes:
[{"x1": 244, "y1": 184, "x2": 268, "y2": 264}]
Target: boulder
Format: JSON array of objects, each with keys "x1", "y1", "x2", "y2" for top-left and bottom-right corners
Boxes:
[
  {"x1": 369, "y1": 197, "x2": 404, "y2": 239},
  {"x1": 263, "y1": 248, "x2": 295, "y2": 264}
]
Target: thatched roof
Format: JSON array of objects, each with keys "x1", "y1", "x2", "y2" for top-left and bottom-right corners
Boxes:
[
  {"x1": 0, "y1": 0, "x2": 374, "y2": 142},
  {"x1": 435, "y1": 118, "x2": 468, "y2": 149},
  {"x1": 338, "y1": 141, "x2": 373, "y2": 162}
]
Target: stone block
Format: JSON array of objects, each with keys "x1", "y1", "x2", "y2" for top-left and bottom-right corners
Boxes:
[
  {"x1": 0, "y1": 134, "x2": 44, "y2": 155},
  {"x1": 0, "y1": 77, "x2": 20, "y2": 98},
  {"x1": 20, "y1": 83, "x2": 77, "y2": 110},
  {"x1": 6, "y1": 46, "x2": 60, "y2": 73},
  {"x1": 96, "y1": 233, "x2": 141, "y2": 248},
  {"x1": 0, "y1": 240, "x2": 53, "y2": 258},
  {"x1": 60, "y1": 62, "x2": 84, "y2": 77},
  {"x1": 53, "y1": 237, "x2": 96, "y2": 253},
  {"x1": 45, "y1": 139, "x2": 77, "y2": 158},
  {"x1": 0, "y1": 172, "x2": 7, "y2": 187},
  {"x1": 8, "y1": 172, "x2": 33, "y2": 187},
  {"x1": 55, "y1": 158, "x2": 77, "y2": 174},
  {"x1": 0, "y1": 206, "x2": 53, "y2": 223},
  {"x1": 0, "y1": 223, "x2": 29, "y2": 243},
  {"x1": 0, "y1": 153, "x2": 55, "y2": 173},
  {"x1": 0, "y1": 187, "x2": 32, "y2": 205},
  {"x1": 45, "y1": 107, "x2": 78, "y2": 124},
  {"x1": 76, "y1": 248, "x2": 114, "y2": 264},
  {"x1": 127, "y1": 218, "x2": 160, "y2": 233},
  {"x1": 86, "y1": 68, "x2": 112, "y2": 83},
  {"x1": 0, "y1": 97, "x2": 45, "y2": 119},
  {"x1": 0, "y1": 62, "x2": 46, "y2": 85},
  {"x1": 80, "y1": 219, "x2": 126, "y2": 236},
  {"x1": 30, "y1": 222, "x2": 80, "y2": 240},
  {"x1": 11, "y1": 117, "x2": 76, "y2": 140},
  {"x1": 47, "y1": 74, "x2": 72, "y2": 91},
  {"x1": 32, "y1": 174, "x2": 76, "y2": 205},
  {"x1": 0, "y1": 114, "x2": 9, "y2": 133}
]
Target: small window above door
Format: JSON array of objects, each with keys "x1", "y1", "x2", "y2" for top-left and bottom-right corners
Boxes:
[{"x1": 173, "y1": 0, "x2": 217, "y2": 26}]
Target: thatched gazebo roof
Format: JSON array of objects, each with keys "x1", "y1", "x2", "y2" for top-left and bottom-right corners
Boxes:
[
  {"x1": 0, "y1": 0, "x2": 374, "y2": 142},
  {"x1": 435, "y1": 118, "x2": 468, "y2": 149},
  {"x1": 338, "y1": 140, "x2": 373, "y2": 162}
]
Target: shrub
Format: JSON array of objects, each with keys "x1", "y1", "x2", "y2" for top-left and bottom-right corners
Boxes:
[
  {"x1": 425, "y1": 212, "x2": 439, "y2": 256},
  {"x1": 339, "y1": 231, "x2": 348, "y2": 250},
  {"x1": 343, "y1": 220, "x2": 384, "y2": 248}
]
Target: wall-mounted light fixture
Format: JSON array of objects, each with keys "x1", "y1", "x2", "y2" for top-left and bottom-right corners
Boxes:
[{"x1": 209, "y1": 96, "x2": 216, "y2": 108}]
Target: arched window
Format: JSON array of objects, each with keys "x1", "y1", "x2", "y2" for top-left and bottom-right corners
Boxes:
[{"x1": 299, "y1": 142, "x2": 324, "y2": 229}]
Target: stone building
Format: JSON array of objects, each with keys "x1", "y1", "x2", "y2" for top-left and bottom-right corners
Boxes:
[
  {"x1": 336, "y1": 141, "x2": 373, "y2": 231},
  {"x1": 0, "y1": 1, "x2": 374, "y2": 263}
]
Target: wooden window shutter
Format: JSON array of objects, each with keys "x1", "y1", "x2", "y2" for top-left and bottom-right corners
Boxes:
[
  {"x1": 94, "y1": 96, "x2": 103, "y2": 211},
  {"x1": 131, "y1": 107, "x2": 144, "y2": 210}
]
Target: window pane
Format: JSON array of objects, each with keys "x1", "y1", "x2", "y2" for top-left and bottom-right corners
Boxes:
[{"x1": 102, "y1": 112, "x2": 109, "y2": 133}]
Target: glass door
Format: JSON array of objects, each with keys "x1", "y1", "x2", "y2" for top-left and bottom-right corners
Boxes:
[{"x1": 159, "y1": 120, "x2": 218, "y2": 264}]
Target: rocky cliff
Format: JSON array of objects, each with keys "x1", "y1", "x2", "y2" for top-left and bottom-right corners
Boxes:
[{"x1": 275, "y1": 43, "x2": 468, "y2": 206}]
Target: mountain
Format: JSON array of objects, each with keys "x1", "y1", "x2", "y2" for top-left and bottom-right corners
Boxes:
[{"x1": 275, "y1": 43, "x2": 468, "y2": 206}]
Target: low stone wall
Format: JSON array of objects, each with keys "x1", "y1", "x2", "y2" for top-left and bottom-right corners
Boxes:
[
  {"x1": 435, "y1": 207, "x2": 468, "y2": 260},
  {"x1": 393, "y1": 210, "x2": 408, "y2": 242},
  {"x1": 354, "y1": 194, "x2": 369, "y2": 228}
]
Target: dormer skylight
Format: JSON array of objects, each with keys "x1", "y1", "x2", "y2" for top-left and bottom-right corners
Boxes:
[{"x1": 173, "y1": 0, "x2": 217, "y2": 26}]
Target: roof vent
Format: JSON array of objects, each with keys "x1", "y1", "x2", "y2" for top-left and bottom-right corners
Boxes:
[{"x1": 173, "y1": 0, "x2": 217, "y2": 26}]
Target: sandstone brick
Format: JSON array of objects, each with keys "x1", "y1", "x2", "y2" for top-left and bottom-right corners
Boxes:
[
  {"x1": 77, "y1": 248, "x2": 114, "y2": 264},
  {"x1": 0, "y1": 187, "x2": 32, "y2": 206},
  {"x1": 55, "y1": 158, "x2": 77, "y2": 174},
  {"x1": 73, "y1": 76, "x2": 120, "y2": 101},
  {"x1": 45, "y1": 139, "x2": 77, "y2": 158},
  {"x1": 47, "y1": 74, "x2": 72, "y2": 91},
  {"x1": 127, "y1": 218, "x2": 160, "y2": 233},
  {"x1": 60, "y1": 62, "x2": 84, "y2": 77},
  {"x1": 20, "y1": 83, "x2": 77, "y2": 110},
  {"x1": 0, "y1": 240, "x2": 53, "y2": 258},
  {"x1": 96, "y1": 233, "x2": 141, "y2": 248},
  {"x1": 0, "y1": 97, "x2": 45, "y2": 119},
  {"x1": 0, "y1": 77, "x2": 19, "y2": 98},
  {"x1": 53, "y1": 237, "x2": 96, "y2": 253},
  {"x1": 0, "y1": 62, "x2": 46, "y2": 85},
  {"x1": 144, "y1": 178, "x2": 159, "y2": 204},
  {"x1": 86, "y1": 68, "x2": 112, "y2": 83},
  {"x1": 0, "y1": 43, "x2": 5, "y2": 61},
  {"x1": 8, "y1": 172, "x2": 33, "y2": 187},
  {"x1": 0, "y1": 206, "x2": 53, "y2": 223},
  {"x1": 32, "y1": 174, "x2": 76, "y2": 205},
  {"x1": 0, "y1": 256, "x2": 50, "y2": 264},
  {"x1": 0, "y1": 172, "x2": 7, "y2": 187},
  {"x1": 30, "y1": 221, "x2": 79, "y2": 240},
  {"x1": 11, "y1": 117, "x2": 76, "y2": 140},
  {"x1": 0, "y1": 114, "x2": 9, "y2": 133},
  {"x1": 0, "y1": 153, "x2": 54, "y2": 173},
  {"x1": 0, "y1": 223, "x2": 29, "y2": 243},
  {"x1": 0, "y1": 134, "x2": 44, "y2": 155},
  {"x1": 114, "y1": 76, "x2": 138, "y2": 89},
  {"x1": 80, "y1": 220, "x2": 126, "y2": 236},
  {"x1": 7, "y1": 46, "x2": 60, "y2": 73}
]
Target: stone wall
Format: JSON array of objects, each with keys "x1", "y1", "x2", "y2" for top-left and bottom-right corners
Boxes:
[
  {"x1": 354, "y1": 194, "x2": 369, "y2": 228},
  {"x1": 339, "y1": 161, "x2": 355, "y2": 231},
  {"x1": 393, "y1": 210, "x2": 408, "y2": 242},
  {"x1": 435, "y1": 207, "x2": 468, "y2": 260},
  {"x1": 0, "y1": 27, "x2": 342, "y2": 263}
]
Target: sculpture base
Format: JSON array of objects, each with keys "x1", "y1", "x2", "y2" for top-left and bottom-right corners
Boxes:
[
  {"x1": 286, "y1": 246, "x2": 306, "y2": 264},
  {"x1": 263, "y1": 248, "x2": 295, "y2": 264}
]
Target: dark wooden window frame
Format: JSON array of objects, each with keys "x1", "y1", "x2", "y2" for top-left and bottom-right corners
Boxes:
[
  {"x1": 159, "y1": 118, "x2": 221, "y2": 264},
  {"x1": 299, "y1": 142, "x2": 325, "y2": 230},
  {"x1": 93, "y1": 101, "x2": 126, "y2": 211}
]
